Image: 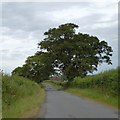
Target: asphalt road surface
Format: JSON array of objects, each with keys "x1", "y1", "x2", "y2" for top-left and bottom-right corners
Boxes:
[{"x1": 38, "y1": 83, "x2": 118, "y2": 118}]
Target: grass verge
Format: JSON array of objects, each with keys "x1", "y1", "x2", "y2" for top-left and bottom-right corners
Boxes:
[
  {"x1": 3, "y1": 89, "x2": 45, "y2": 118},
  {"x1": 65, "y1": 88, "x2": 118, "y2": 108},
  {"x1": 2, "y1": 75, "x2": 45, "y2": 118}
]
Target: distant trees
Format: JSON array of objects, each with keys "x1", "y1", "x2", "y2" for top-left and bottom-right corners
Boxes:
[
  {"x1": 12, "y1": 53, "x2": 54, "y2": 83},
  {"x1": 12, "y1": 23, "x2": 113, "y2": 83}
]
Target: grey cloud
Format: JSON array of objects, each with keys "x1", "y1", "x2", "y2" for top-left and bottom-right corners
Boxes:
[
  {"x1": 2, "y1": 2, "x2": 93, "y2": 32},
  {"x1": 1, "y1": 2, "x2": 118, "y2": 74},
  {"x1": 74, "y1": 12, "x2": 117, "y2": 42}
]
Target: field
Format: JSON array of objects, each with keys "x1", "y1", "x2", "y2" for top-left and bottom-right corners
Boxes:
[{"x1": 2, "y1": 74, "x2": 45, "y2": 118}]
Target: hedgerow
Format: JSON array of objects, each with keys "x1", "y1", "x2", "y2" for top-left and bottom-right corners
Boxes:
[
  {"x1": 70, "y1": 68, "x2": 119, "y2": 96},
  {"x1": 2, "y1": 74, "x2": 45, "y2": 118}
]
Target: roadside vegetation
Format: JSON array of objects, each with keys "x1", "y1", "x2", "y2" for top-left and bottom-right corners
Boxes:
[
  {"x1": 69, "y1": 68, "x2": 118, "y2": 96},
  {"x1": 44, "y1": 68, "x2": 119, "y2": 108},
  {"x1": 2, "y1": 74, "x2": 45, "y2": 118},
  {"x1": 65, "y1": 88, "x2": 118, "y2": 108}
]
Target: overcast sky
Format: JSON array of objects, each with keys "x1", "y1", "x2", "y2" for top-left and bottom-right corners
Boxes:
[{"x1": 1, "y1": 0, "x2": 119, "y2": 74}]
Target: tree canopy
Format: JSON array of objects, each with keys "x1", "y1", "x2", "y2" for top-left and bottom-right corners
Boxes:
[
  {"x1": 12, "y1": 53, "x2": 54, "y2": 83},
  {"x1": 38, "y1": 23, "x2": 113, "y2": 81},
  {"x1": 12, "y1": 23, "x2": 113, "y2": 83}
]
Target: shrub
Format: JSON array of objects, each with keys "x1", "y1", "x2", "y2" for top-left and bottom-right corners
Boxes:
[
  {"x1": 70, "y1": 68, "x2": 119, "y2": 96},
  {"x1": 2, "y1": 75, "x2": 41, "y2": 110}
]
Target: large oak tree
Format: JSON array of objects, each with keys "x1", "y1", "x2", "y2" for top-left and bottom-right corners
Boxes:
[{"x1": 38, "y1": 23, "x2": 113, "y2": 81}]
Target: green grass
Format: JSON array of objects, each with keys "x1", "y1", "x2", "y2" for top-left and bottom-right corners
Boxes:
[
  {"x1": 70, "y1": 68, "x2": 119, "y2": 96},
  {"x1": 2, "y1": 74, "x2": 45, "y2": 118},
  {"x1": 65, "y1": 88, "x2": 118, "y2": 108}
]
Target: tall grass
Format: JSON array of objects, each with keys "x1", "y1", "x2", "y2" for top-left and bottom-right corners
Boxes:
[
  {"x1": 65, "y1": 88, "x2": 118, "y2": 107},
  {"x1": 2, "y1": 74, "x2": 45, "y2": 118}
]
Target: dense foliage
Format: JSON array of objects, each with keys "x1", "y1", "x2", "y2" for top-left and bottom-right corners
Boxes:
[
  {"x1": 69, "y1": 68, "x2": 119, "y2": 96},
  {"x1": 12, "y1": 23, "x2": 113, "y2": 82},
  {"x1": 3, "y1": 75, "x2": 40, "y2": 108},
  {"x1": 39, "y1": 23, "x2": 113, "y2": 81},
  {"x1": 12, "y1": 53, "x2": 54, "y2": 83},
  {"x1": 2, "y1": 74, "x2": 44, "y2": 117}
]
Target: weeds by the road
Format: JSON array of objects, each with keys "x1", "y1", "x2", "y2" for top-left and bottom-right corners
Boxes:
[
  {"x1": 65, "y1": 88, "x2": 118, "y2": 108},
  {"x1": 2, "y1": 74, "x2": 45, "y2": 118}
]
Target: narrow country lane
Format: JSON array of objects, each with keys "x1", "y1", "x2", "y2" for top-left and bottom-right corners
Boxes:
[{"x1": 38, "y1": 83, "x2": 118, "y2": 118}]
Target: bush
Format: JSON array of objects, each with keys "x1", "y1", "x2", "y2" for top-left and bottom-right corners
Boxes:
[
  {"x1": 70, "y1": 68, "x2": 119, "y2": 96},
  {"x1": 2, "y1": 74, "x2": 42, "y2": 111}
]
